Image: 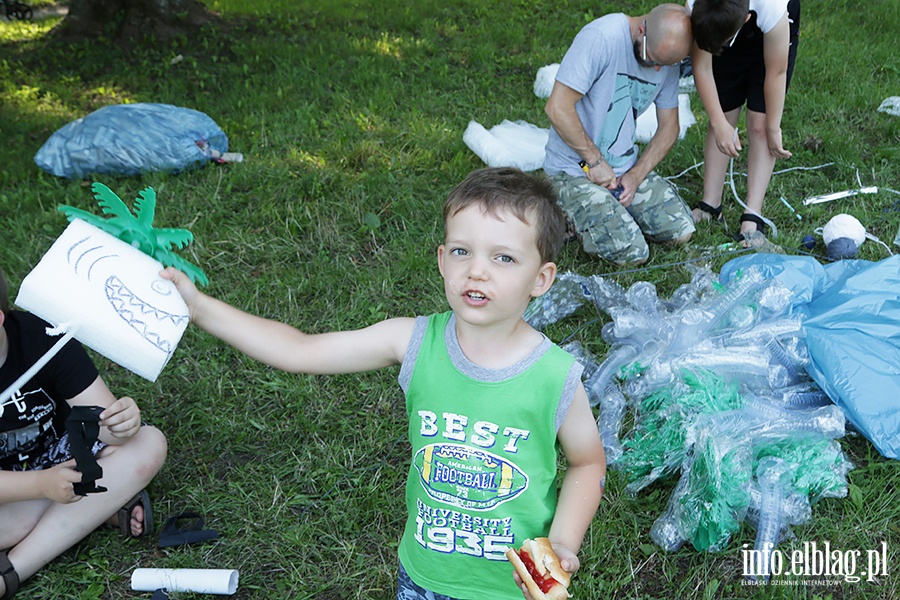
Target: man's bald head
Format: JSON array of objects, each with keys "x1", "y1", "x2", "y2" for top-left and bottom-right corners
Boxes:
[{"x1": 646, "y1": 3, "x2": 693, "y2": 66}]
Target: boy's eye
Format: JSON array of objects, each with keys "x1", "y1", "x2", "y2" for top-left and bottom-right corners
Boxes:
[
  {"x1": 497, "y1": 255, "x2": 515, "y2": 264},
  {"x1": 449, "y1": 247, "x2": 468, "y2": 256}
]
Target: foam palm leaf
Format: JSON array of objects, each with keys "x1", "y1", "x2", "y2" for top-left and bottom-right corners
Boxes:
[{"x1": 58, "y1": 182, "x2": 208, "y2": 285}]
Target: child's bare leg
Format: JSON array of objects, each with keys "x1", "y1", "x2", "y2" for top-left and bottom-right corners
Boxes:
[
  {"x1": 0, "y1": 425, "x2": 165, "y2": 590},
  {"x1": 693, "y1": 107, "x2": 742, "y2": 223},
  {"x1": 741, "y1": 109, "x2": 776, "y2": 235}
]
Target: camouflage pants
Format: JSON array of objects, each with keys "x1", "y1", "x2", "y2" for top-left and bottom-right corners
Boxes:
[
  {"x1": 396, "y1": 562, "x2": 458, "y2": 600},
  {"x1": 550, "y1": 171, "x2": 695, "y2": 265}
]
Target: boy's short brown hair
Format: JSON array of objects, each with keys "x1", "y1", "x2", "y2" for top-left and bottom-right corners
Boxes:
[
  {"x1": 691, "y1": 0, "x2": 750, "y2": 54},
  {"x1": 0, "y1": 266, "x2": 9, "y2": 314},
  {"x1": 443, "y1": 167, "x2": 567, "y2": 264}
]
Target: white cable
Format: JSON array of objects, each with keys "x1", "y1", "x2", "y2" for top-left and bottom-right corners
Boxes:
[
  {"x1": 866, "y1": 232, "x2": 894, "y2": 255},
  {"x1": 666, "y1": 161, "x2": 704, "y2": 180},
  {"x1": 772, "y1": 162, "x2": 834, "y2": 175}
]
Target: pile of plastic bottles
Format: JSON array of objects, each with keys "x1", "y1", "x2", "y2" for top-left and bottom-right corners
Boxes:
[{"x1": 525, "y1": 265, "x2": 854, "y2": 575}]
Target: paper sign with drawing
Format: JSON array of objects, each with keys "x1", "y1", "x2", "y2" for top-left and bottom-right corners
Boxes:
[{"x1": 15, "y1": 218, "x2": 190, "y2": 381}]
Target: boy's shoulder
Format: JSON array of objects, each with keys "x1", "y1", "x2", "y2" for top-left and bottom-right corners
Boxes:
[
  {"x1": 4, "y1": 310, "x2": 53, "y2": 344},
  {"x1": 2, "y1": 310, "x2": 97, "y2": 381}
]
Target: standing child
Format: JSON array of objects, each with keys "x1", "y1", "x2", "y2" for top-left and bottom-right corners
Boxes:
[
  {"x1": 687, "y1": 0, "x2": 800, "y2": 240},
  {"x1": 0, "y1": 267, "x2": 167, "y2": 600},
  {"x1": 163, "y1": 167, "x2": 606, "y2": 600}
]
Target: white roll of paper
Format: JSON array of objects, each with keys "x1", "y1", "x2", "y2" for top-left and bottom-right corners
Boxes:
[{"x1": 130, "y1": 568, "x2": 239, "y2": 595}]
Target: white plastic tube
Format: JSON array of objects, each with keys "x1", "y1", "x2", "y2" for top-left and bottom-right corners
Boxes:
[
  {"x1": 131, "y1": 569, "x2": 239, "y2": 595},
  {"x1": 802, "y1": 186, "x2": 878, "y2": 206}
]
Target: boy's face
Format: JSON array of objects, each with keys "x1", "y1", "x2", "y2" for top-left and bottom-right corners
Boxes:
[{"x1": 438, "y1": 205, "x2": 555, "y2": 326}]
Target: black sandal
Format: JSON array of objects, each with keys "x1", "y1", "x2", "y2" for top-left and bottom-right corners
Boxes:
[
  {"x1": 0, "y1": 552, "x2": 19, "y2": 600},
  {"x1": 694, "y1": 201, "x2": 723, "y2": 222},
  {"x1": 735, "y1": 213, "x2": 768, "y2": 240},
  {"x1": 158, "y1": 512, "x2": 220, "y2": 548},
  {"x1": 118, "y1": 489, "x2": 153, "y2": 538}
]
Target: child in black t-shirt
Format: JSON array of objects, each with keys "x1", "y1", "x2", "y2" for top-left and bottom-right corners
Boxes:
[
  {"x1": 688, "y1": 0, "x2": 800, "y2": 240},
  {"x1": 0, "y1": 267, "x2": 167, "y2": 600}
]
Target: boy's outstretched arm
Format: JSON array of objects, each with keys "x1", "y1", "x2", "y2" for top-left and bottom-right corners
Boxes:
[
  {"x1": 162, "y1": 267, "x2": 415, "y2": 374},
  {"x1": 548, "y1": 382, "x2": 606, "y2": 572}
]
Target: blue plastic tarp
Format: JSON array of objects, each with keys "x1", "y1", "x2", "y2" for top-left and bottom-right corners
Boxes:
[
  {"x1": 34, "y1": 103, "x2": 229, "y2": 179},
  {"x1": 720, "y1": 254, "x2": 900, "y2": 459}
]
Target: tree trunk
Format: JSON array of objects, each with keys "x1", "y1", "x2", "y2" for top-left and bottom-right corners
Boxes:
[{"x1": 55, "y1": 0, "x2": 216, "y2": 43}]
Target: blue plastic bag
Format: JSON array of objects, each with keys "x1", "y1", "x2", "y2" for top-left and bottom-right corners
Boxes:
[
  {"x1": 721, "y1": 254, "x2": 900, "y2": 459},
  {"x1": 34, "y1": 103, "x2": 230, "y2": 178}
]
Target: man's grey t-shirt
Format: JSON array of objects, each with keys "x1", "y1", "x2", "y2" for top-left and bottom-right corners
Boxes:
[{"x1": 543, "y1": 14, "x2": 680, "y2": 178}]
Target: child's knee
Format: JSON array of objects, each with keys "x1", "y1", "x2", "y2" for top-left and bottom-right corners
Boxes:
[
  {"x1": 746, "y1": 118, "x2": 768, "y2": 140},
  {"x1": 116, "y1": 426, "x2": 168, "y2": 477},
  {"x1": 138, "y1": 426, "x2": 168, "y2": 471}
]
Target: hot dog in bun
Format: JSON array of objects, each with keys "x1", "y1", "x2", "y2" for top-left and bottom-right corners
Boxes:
[{"x1": 506, "y1": 537, "x2": 571, "y2": 600}]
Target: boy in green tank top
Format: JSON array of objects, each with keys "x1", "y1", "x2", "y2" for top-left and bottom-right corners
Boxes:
[{"x1": 163, "y1": 167, "x2": 606, "y2": 599}]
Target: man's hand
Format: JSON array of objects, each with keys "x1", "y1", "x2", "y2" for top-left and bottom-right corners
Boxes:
[
  {"x1": 617, "y1": 170, "x2": 646, "y2": 207},
  {"x1": 585, "y1": 160, "x2": 617, "y2": 188}
]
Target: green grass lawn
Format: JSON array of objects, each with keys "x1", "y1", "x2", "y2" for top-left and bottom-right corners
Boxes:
[{"x1": 2, "y1": 0, "x2": 899, "y2": 598}]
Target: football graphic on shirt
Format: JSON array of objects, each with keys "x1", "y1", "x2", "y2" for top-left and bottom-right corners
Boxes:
[{"x1": 413, "y1": 443, "x2": 528, "y2": 511}]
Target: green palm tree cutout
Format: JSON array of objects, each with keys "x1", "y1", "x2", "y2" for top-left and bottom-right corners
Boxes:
[{"x1": 58, "y1": 182, "x2": 209, "y2": 285}]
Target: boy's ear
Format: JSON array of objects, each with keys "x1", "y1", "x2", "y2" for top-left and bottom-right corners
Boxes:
[{"x1": 531, "y1": 261, "x2": 557, "y2": 297}]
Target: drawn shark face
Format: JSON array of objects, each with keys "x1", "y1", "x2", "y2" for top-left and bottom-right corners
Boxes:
[{"x1": 16, "y1": 219, "x2": 190, "y2": 382}]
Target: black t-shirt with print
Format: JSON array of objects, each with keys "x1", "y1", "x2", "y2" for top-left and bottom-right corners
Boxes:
[{"x1": 0, "y1": 311, "x2": 98, "y2": 470}]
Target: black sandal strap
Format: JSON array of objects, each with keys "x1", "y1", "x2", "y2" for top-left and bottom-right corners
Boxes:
[
  {"x1": 695, "y1": 201, "x2": 723, "y2": 220},
  {"x1": 159, "y1": 512, "x2": 220, "y2": 548},
  {"x1": 65, "y1": 406, "x2": 108, "y2": 496},
  {"x1": 739, "y1": 212, "x2": 768, "y2": 234},
  {"x1": 118, "y1": 489, "x2": 154, "y2": 538},
  {"x1": 0, "y1": 552, "x2": 19, "y2": 600}
]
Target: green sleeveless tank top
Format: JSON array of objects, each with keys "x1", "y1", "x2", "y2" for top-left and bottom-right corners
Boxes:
[{"x1": 397, "y1": 311, "x2": 579, "y2": 599}]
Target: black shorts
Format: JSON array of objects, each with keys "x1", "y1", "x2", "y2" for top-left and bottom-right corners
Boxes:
[{"x1": 713, "y1": 0, "x2": 801, "y2": 113}]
